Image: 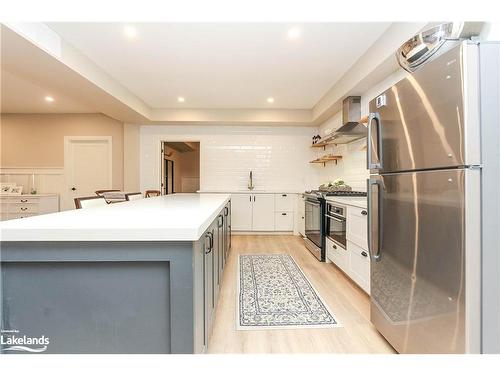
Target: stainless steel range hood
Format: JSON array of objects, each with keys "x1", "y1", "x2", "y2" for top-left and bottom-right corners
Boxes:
[{"x1": 329, "y1": 96, "x2": 366, "y2": 144}]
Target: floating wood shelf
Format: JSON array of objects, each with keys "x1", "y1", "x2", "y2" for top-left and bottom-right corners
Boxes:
[
  {"x1": 311, "y1": 140, "x2": 335, "y2": 149},
  {"x1": 309, "y1": 155, "x2": 342, "y2": 166}
]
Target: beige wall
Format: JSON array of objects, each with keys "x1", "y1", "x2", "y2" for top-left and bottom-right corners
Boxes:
[{"x1": 0, "y1": 113, "x2": 124, "y2": 189}]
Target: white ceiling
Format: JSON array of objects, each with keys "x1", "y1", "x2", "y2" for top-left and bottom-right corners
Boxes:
[
  {"x1": 1, "y1": 69, "x2": 95, "y2": 113},
  {"x1": 46, "y1": 23, "x2": 391, "y2": 109}
]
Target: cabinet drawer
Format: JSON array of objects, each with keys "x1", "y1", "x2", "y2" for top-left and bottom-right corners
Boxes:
[
  {"x1": 347, "y1": 241, "x2": 370, "y2": 294},
  {"x1": 8, "y1": 203, "x2": 39, "y2": 214},
  {"x1": 275, "y1": 193, "x2": 293, "y2": 212},
  {"x1": 274, "y1": 212, "x2": 293, "y2": 231},
  {"x1": 5, "y1": 213, "x2": 36, "y2": 220},
  {"x1": 346, "y1": 206, "x2": 368, "y2": 249},
  {"x1": 1, "y1": 197, "x2": 39, "y2": 204},
  {"x1": 325, "y1": 237, "x2": 348, "y2": 273}
]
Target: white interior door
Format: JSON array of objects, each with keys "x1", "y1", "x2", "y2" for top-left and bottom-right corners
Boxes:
[{"x1": 65, "y1": 137, "x2": 112, "y2": 210}]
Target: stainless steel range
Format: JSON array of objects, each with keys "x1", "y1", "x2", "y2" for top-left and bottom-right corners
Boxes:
[
  {"x1": 303, "y1": 190, "x2": 366, "y2": 261},
  {"x1": 303, "y1": 191, "x2": 326, "y2": 261}
]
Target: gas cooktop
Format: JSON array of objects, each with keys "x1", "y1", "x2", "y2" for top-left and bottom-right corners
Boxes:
[
  {"x1": 304, "y1": 190, "x2": 367, "y2": 197},
  {"x1": 324, "y1": 191, "x2": 367, "y2": 197}
]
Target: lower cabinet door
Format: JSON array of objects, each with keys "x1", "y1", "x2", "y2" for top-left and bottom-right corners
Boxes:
[
  {"x1": 231, "y1": 194, "x2": 253, "y2": 231},
  {"x1": 203, "y1": 231, "x2": 214, "y2": 343},
  {"x1": 326, "y1": 237, "x2": 349, "y2": 273},
  {"x1": 347, "y1": 241, "x2": 370, "y2": 294},
  {"x1": 275, "y1": 212, "x2": 293, "y2": 231},
  {"x1": 252, "y1": 194, "x2": 275, "y2": 231}
]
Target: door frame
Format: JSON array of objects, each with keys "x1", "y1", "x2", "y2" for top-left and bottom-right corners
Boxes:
[
  {"x1": 164, "y1": 158, "x2": 175, "y2": 194},
  {"x1": 159, "y1": 140, "x2": 201, "y2": 193},
  {"x1": 64, "y1": 136, "x2": 113, "y2": 210}
]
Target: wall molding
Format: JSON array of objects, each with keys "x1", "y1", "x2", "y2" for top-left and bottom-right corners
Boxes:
[{"x1": 0, "y1": 167, "x2": 64, "y2": 175}]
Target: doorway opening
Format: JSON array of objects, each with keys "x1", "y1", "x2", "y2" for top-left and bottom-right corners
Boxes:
[{"x1": 161, "y1": 142, "x2": 200, "y2": 195}]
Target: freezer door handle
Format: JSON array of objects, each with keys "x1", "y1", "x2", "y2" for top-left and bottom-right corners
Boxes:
[
  {"x1": 367, "y1": 112, "x2": 383, "y2": 171},
  {"x1": 367, "y1": 177, "x2": 383, "y2": 262}
]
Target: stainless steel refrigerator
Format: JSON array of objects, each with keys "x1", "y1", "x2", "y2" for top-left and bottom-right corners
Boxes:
[{"x1": 366, "y1": 39, "x2": 498, "y2": 354}]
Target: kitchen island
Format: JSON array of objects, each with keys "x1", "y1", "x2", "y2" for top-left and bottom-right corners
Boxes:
[{"x1": 0, "y1": 193, "x2": 231, "y2": 354}]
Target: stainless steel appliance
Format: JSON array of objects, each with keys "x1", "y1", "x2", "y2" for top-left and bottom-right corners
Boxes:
[
  {"x1": 324, "y1": 202, "x2": 346, "y2": 249},
  {"x1": 303, "y1": 192, "x2": 325, "y2": 261},
  {"x1": 366, "y1": 34, "x2": 496, "y2": 353}
]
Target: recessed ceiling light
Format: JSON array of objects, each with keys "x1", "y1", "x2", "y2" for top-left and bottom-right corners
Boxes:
[
  {"x1": 44, "y1": 96, "x2": 54, "y2": 103},
  {"x1": 123, "y1": 25, "x2": 137, "y2": 39},
  {"x1": 177, "y1": 97, "x2": 185, "y2": 103},
  {"x1": 287, "y1": 27, "x2": 301, "y2": 40},
  {"x1": 267, "y1": 97, "x2": 275, "y2": 104}
]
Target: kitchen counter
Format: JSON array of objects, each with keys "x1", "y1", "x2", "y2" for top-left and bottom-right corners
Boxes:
[
  {"x1": 197, "y1": 189, "x2": 302, "y2": 194},
  {"x1": 0, "y1": 193, "x2": 232, "y2": 354},
  {"x1": 325, "y1": 196, "x2": 367, "y2": 208},
  {"x1": 0, "y1": 193, "x2": 230, "y2": 242}
]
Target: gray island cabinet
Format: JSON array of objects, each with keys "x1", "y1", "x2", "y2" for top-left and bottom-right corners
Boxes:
[{"x1": 0, "y1": 194, "x2": 231, "y2": 354}]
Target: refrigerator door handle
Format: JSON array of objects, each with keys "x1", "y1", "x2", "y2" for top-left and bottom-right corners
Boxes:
[
  {"x1": 367, "y1": 177, "x2": 382, "y2": 262},
  {"x1": 367, "y1": 112, "x2": 383, "y2": 171}
]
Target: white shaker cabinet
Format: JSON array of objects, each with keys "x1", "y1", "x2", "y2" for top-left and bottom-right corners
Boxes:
[
  {"x1": 297, "y1": 194, "x2": 305, "y2": 237},
  {"x1": 231, "y1": 194, "x2": 253, "y2": 231},
  {"x1": 0, "y1": 194, "x2": 59, "y2": 221},
  {"x1": 346, "y1": 206, "x2": 368, "y2": 248},
  {"x1": 229, "y1": 192, "x2": 295, "y2": 232},
  {"x1": 326, "y1": 201, "x2": 370, "y2": 294},
  {"x1": 347, "y1": 241, "x2": 370, "y2": 293},
  {"x1": 251, "y1": 194, "x2": 275, "y2": 231}
]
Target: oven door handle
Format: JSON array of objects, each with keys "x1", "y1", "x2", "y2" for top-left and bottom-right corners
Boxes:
[{"x1": 325, "y1": 214, "x2": 345, "y2": 222}]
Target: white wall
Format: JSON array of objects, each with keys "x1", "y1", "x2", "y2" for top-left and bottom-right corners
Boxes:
[{"x1": 140, "y1": 125, "x2": 321, "y2": 193}]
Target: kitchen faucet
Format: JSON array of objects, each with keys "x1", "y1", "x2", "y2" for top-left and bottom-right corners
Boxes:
[{"x1": 248, "y1": 171, "x2": 254, "y2": 190}]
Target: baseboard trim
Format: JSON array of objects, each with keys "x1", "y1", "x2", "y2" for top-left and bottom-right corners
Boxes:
[{"x1": 232, "y1": 231, "x2": 295, "y2": 236}]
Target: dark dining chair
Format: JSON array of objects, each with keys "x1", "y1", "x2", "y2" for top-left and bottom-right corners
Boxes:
[
  {"x1": 145, "y1": 190, "x2": 161, "y2": 198},
  {"x1": 125, "y1": 192, "x2": 143, "y2": 201},
  {"x1": 95, "y1": 189, "x2": 120, "y2": 196}
]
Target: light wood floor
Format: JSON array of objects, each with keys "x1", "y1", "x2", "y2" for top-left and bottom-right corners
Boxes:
[{"x1": 208, "y1": 235, "x2": 396, "y2": 354}]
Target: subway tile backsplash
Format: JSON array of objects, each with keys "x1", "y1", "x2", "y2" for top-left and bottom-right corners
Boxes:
[{"x1": 140, "y1": 125, "x2": 322, "y2": 192}]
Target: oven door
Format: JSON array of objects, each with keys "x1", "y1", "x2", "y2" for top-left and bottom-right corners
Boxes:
[
  {"x1": 325, "y1": 212, "x2": 346, "y2": 248},
  {"x1": 304, "y1": 199, "x2": 322, "y2": 249}
]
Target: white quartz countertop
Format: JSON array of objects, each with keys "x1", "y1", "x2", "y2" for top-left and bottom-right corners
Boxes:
[
  {"x1": 197, "y1": 190, "x2": 302, "y2": 194},
  {"x1": 0, "y1": 193, "x2": 230, "y2": 242},
  {"x1": 325, "y1": 196, "x2": 367, "y2": 208}
]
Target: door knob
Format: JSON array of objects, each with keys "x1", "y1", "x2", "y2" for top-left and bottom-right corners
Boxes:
[{"x1": 71, "y1": 187, "x2": 76, "y2": 191}]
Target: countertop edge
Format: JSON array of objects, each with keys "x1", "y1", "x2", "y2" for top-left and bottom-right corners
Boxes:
[{"x1": 0, "y1": 194, "x2": 231, "y2": 242}]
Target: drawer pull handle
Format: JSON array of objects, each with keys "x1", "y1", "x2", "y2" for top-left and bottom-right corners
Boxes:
[
  {"x1": 21, "y1": 207, "x2": 28, "y2": 211},
  {"x1": 361, "y1": 210, "x2": 368, "y2": 216},
  {"x1": 21, "y1": 199, "x2": 28, "y2": 203},
  {"x1": 361, "y1": 251, "x2": 368, "y2": 257},
  {"x1": 332, "y1": 244, "x2": 337, "y2": 249},
  {"x1": 281, "y1": 213, "x2": 286, "y2": 216},
  {"x1": 282, "y1": 194, "x2": 287, "y2": 197}
]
